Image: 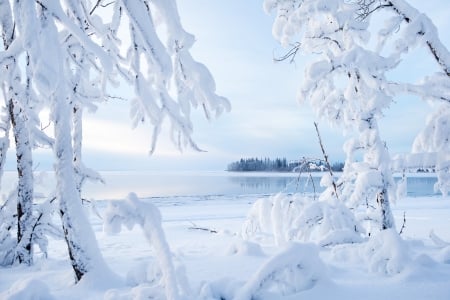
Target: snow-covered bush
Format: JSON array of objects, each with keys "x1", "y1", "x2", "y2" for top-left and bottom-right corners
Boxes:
[
  {"x1": 104, "y1": 192, "x2": 189, "y2": 300},
  {"x1": 30, "y1": 195, "x2": 63, "y2": 259},
  {"x1": 242, "y1": 193, "x2": 362, "y2": 247},
  {"x1": 234, "y1": 243, "x2": 327, "y2": 299},
  {"x1": 0, "y1": 190, "x2": 16, "y2": 266},
  {"x1": 361, "y1": 228, "x2": 410, "y2": 275},
  {"x1": 0, "y1": 181, "x2": 61, "y2": 266}
]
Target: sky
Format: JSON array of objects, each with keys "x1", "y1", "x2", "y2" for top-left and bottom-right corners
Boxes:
[{"x1": 6, "y1": 0, "x2": 450, "y2": 172}]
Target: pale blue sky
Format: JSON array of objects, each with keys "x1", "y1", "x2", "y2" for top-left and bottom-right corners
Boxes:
[
  {"x1": 77, "y1": 0, "x2": 450, "y2": 171},
  {"x1": 7, "y1": 0, "x2": 450, "y2": 171}
]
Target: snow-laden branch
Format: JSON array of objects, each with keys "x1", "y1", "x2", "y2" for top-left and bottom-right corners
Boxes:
[
  {"x1": 35, "y1": 0, "x2": 113, "y2": 73},
  {"x1": 104, "y1": 193, "x2": 185, "y2": 300},
  {"x1": 364, "y1": 0, "x2": 450, "y2": 76},
  {"x1": 90, "y1": 0, "x2": 229, "y2": 154},
  {"x1": 388, "y1": 0, "x2": 450, "y2": 76}
]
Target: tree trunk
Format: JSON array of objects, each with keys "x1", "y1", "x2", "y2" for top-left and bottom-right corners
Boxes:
[
  {"x1": 377, "y1": 187, "x2": 395, "y2": 230},
  {"x1": 9, "y1": 99, "x2": 34, "y2": 265},
  {"x1": 53, "y1": 87, "x2": 106, "y2": 282}
]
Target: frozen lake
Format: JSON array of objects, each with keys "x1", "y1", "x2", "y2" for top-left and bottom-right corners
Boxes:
[
  {"x1": 80, "y1": 171, "x2": 442, "y2": 199},
  {"x1": 1, "y1": 170, "x2": 441, "y2": 200}
]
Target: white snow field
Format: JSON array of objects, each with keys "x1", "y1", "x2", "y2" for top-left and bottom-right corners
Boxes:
[{"x1": 1, "y1": 188, "x2": 450, "y2": 299}]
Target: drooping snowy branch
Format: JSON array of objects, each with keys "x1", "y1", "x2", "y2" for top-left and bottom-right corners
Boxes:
[
  {"x1": 92, "y1": 0, "x2": 230, "y2": 153},
  {"x1": 104, "y1": 193, "x2": 186, "y2": 300},
  {"x1": 366, "y1": 0, "x2": 450, "y2": 77}
]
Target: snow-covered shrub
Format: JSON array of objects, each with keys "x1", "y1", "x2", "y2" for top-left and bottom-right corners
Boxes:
[
  {"x1": 234, "y1": 243, "x2": 327, "y2": 299},
  {"x1": 242, "y1": 193, "x2": 362, "y2": 247},
  {"x1": 0, "y1": 179, "x2": 61, "y2": 265},
  {"x1": 0, "y1": 190, "x2": 16, "y2": 266},
  {"x1": 361, "y1": 228, "x2": 410, "y2": 275},
  {"x1": 104, "y1": 192, "x2": 189, "y2": 300},
  {"x1": 289, "y1": 200, "x2": 363, "y2": 246},
  {"x1": 30, "y1": 195, "x2": 63, "y2": 259}
]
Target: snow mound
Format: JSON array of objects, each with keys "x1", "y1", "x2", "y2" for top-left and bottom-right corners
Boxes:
[
  {"x1": 437, "y1": 246, "x2": 450, "y2": 264},
  {"x1": 234, "y1": 243, "x2": 327, "y2": 299},
  {"x1": 126, "y1": 260, "x2": 161, "y2": 287},
  {"x1": 362, "y1": 229, "x2": 410, "y2": 275},
  {"x1": 226, "y1": 240, "x2": 265, "y2": 256},
  {"x1": 106, "y1": 258, "x2": 191, "y2": 300},
  {"x1": 104, "y1": 286, "x2": 165, "y2": 300},
  {"x1": 0, "y1": 278, "x2": 54, "y2": 300},
  {"x1": 199, "y1": 277, "x2": 242, "y2": 300}
]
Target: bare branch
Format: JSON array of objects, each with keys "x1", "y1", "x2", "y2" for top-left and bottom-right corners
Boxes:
[
  {"x1": 90, "y1": 0, "x2": 115, "y2": 15},
  {"x1": 353, "y1": 0, "x2": 393, "y2": 21},
  {"x1": 188, "y1": 221, "x2": 218, "y2": 234},
  {"x1": 274, "y1": 42, "x2": 301, "y2": 63}
]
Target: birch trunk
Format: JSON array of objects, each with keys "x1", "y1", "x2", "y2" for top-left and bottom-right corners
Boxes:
[{"x1": 53, "y1": 86, "x2": 107, "y2": 282}]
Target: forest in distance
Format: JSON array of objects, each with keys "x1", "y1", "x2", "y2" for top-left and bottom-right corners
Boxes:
[
  {"x1": 226, "y1": 157, "x2": 345, "y2": 172},
  {"x1": 226, "y1": 157, "x2": 438, "y2": 173}
]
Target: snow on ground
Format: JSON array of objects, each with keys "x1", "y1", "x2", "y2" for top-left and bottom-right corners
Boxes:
[{"x1": 1, "y1": 193, "x2": 450, "y2": 299}]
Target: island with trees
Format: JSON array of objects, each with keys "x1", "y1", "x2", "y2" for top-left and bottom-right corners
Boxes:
[{"x1": 227, "y1": 157, "x2": 345, "y2": 172}]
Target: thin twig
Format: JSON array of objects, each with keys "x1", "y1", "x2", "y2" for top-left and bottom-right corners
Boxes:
[
  {"x1": 188, "y1": 221, "x2": 218, "y2": 234},
  {"x1": 309, "y1": 173, "x2": 316, "y2": 200},
  {"x1": 399, "y1": 211, "x2": 406, "y2": 235},
  {"x1": 314, "y1": 122, "x2": 339, "y2": 201},
  {"x1": 274, "y1": 42, "x2": 301, "y2": 63},
  {"x1": 90, "y1": 0, "x2": 115, "y2": 15}
]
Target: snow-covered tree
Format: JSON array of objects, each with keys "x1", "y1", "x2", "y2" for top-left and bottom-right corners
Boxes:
[
  {"x1": 5, "y1": 0, "x2": 111, "y2": 281},
  {"x1": 263, "y1": 0, "x2": 395, "y2": 231},
  {"x1": 264, "y1": 0, "x2": 450, "y2": 232},
  {"x1": 0, "y1": 0, "x2": 52, "y2": 265},
  {"x1": 1, "y1": 0, "x2": 228, "y2": 282},
  {"x1": 354, "y1": 0, "x2": 450, "y2": 195}
]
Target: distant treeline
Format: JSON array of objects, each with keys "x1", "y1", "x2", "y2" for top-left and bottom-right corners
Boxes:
[{"x1": 227, "y1": 157, "x2": 345, "y2": 172}]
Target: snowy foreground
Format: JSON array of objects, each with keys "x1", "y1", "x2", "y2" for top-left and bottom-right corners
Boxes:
[{"x1": 1, "y1": 193, "x2": 450, "y2": 299}]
